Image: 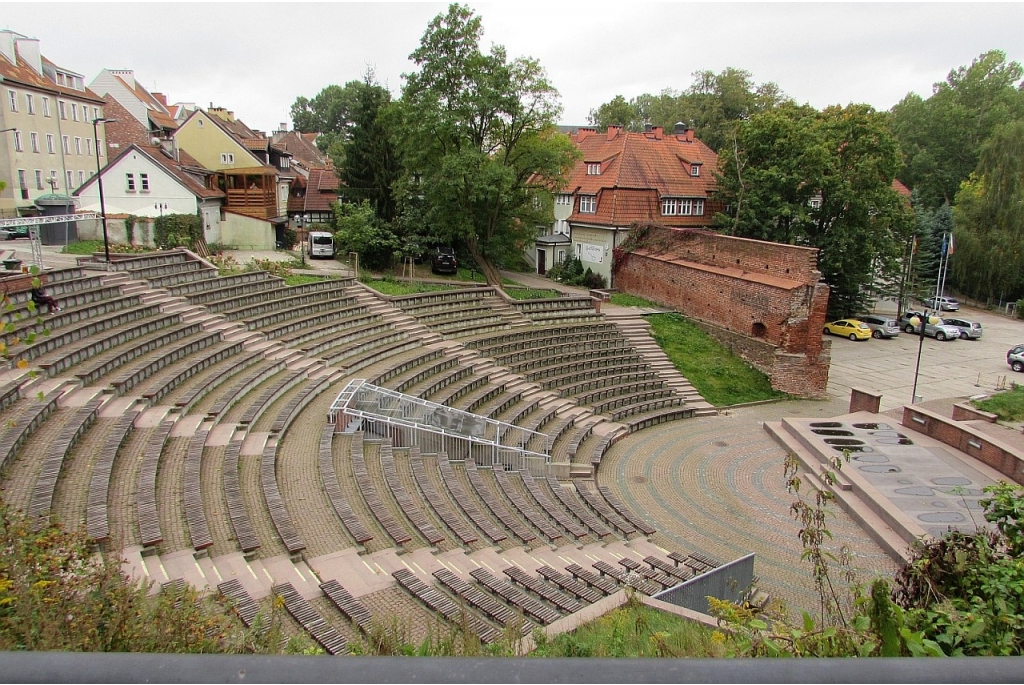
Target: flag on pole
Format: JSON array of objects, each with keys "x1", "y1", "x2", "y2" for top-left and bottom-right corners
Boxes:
[
  {"x1": 941, "y1": 234, "x2": 948, "y2": 255},
  {"x1": 947, "y1": 233, "x2": 955, "y2": 255}
]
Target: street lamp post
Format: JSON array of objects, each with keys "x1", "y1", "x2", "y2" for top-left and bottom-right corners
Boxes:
[
  {"x1": 155, "y1": 202, "x2": 168, "y2": 218},
  {"x1": 92, "y1": 118, "x2": 116, "y2": 263},
  {"x1": 296, "y1": 214, "x2": 309, "y2": 267}
]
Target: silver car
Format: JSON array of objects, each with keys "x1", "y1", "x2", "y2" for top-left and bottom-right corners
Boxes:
[
  {"x1": 858, "y1": 314, "x2": 900, "y2": 339},
  {"x1": 1008, "y1": 344, "x2": 1024, "y2": 372},
  {"x1": 923, "y1": 296, "x2": 960, "y2": 311},
  {"x1": 899, "y1": 311, "x2": 960, "y2": 341},
  {"x1": 942, "y1": 316, "x2": 983, "y2": 340}
]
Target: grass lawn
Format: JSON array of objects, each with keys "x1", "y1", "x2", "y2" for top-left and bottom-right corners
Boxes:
[
  {"x1": 610, "y1": 293, "x2": 664, "y2": 308},
  {"x1": 505, "y1": 287, "x2": 560, "y2": 300},
  {"x1": 972, "y1": 384, "x2": 1024, "y2": 421},
  {"x1": 61, "y1": 240, "x2": 106, "y2": 255},
  {"x1": 283, "y1": 274, "x2": 328, "y2": 286},
  {"x1": 531, "y1": 600, "x2": 728, "y2": 658},
  {"x1": 362, "y1": 278, "x2": 455, "y2": 296},
  {"x1": 647, "y1": 313, "x2": 788, "y2": 406}
]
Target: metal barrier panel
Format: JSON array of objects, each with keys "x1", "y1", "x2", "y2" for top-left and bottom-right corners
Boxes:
[{"x1": 652, "y1": 553, "x2": 755, "y2": 615}]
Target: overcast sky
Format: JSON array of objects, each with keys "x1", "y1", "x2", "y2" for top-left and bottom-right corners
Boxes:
[{"x1": 3, "y1": 2, "x2": 1022, "y2": 133}]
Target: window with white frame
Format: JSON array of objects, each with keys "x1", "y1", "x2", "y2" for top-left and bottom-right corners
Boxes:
[
  {"x1": 66, "y1": 170, "x2": 74, "y2": 189},
  {"x1": 78, "y1": 170, "x2": 85, "y2": 186},
  {"x1": 58, "y1": 100, "x2": 66, "y2": 119},
  {"x1": 62, "y1": 135, "x2": 69, "y2": 154},
  {"x1": 30, "y1": 132, "x2": 38, "y2": 153},
  {"x1": 46, "y1": 134, "x2": 54, "y2": 154},
  {"x1": 557, "y1": 249, "x2": 566, "y2": 263},
  {"x1": 42, "y1": 97, "x2": 50, "y2": 117},
  {"x1": 71, "y1": 103, "x2": 78, "y2": 121},
  {"x1": 586, "y1": 163, "x2": 601, "y2": 175},
  {"x1": 690, "y1": 164, "x2": 701, "y2": 177},
  {"x1": 662, "y1": 197, "x2": 705, "y2": 216},
  {"x1": 220, "y1": 152, "x2": 234, "y2": 164},
  {"x1": 85, "y1": 138, "x2": 92, "y2": 156},
  {"x1": 97, "y1": 139, "x2": 103, "y2": 156},
  {"x1": 809, "y1": 198, "x2": 821, "y2": 209},
  {"x1": 140, "y1": 173, "x2": 150, "y2": 191},
  {"x1": 56, "y1": 73, "x2": 65, "y2": 86},
  {"x1": 25, "y1": 93, "x2": 33, "y2": 115},
  {"x1": 555, "y1": 194, "x2": 572, "y2": 206},
  {"x1": 17, "y1": 169, "x2": 26, "y2": 189},
  {"x1": 35, "y1": 169, "x2": 43, "y2": 190},
  {"x1": 8, "y1": 89, "x2": 17, "y2": 112},
  {"x1": 578, "y1": 195, "x2": 596, "y2": 213},
  {"x1": 13, "y1": 131, "x2": 22, "y2": 152},
  {"x1": 126, "y1": 173, "x2": 136, "y2": 192},
  {"x1": 92, "y1": 107, "x2": 99, "y2": 121},
  {"x1": 74, "y1": 137, "x2": 82, "y2": 155}
]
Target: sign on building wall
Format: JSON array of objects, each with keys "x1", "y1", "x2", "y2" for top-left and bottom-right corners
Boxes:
[{"x1": 579, "y1": 242, "x2": 604, "y2": 264}]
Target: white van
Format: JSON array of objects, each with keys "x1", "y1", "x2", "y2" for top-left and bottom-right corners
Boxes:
[{"x1": 308, "y1": 231, "x2": 335, "y2": 258}]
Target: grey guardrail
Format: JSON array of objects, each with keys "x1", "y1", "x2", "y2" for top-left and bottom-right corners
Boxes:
[{"x1": 2, "y1": 652, "x2": 1022, "y2": 683}]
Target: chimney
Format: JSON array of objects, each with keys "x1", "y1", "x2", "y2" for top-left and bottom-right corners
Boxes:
[
  {"x1": 652, "y1": 126, "x2": 663, "y2": 139},
  {"x1": 279, "y1": 122, "x2": 288, "y2": 133},
  {"x1": 644, "y1": 123, "x2": 653, "y2": 132},
  {"x1": 152, "y1": 92, "x2": 168, "y2": 106},
  {"x1": 606, "y1": 125, "x2": 621, "y2": 141},
  {"x1": 687, "y1": 129, "x2": 694, "y2": 142},
  {"x1": 674, "y1": 121, "x2": 689, "y2": 135}
]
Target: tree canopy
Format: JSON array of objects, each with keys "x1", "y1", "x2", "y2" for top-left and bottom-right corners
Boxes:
[
  {"x1": 716, "y1": 104, "x2": 914, "y2": 317},
  {"x1": 395, "y1": 3, "x2": 579, "y2": 284},
  {"x1": 290, "y1": 81, "x2": 368, "y2": 158}
]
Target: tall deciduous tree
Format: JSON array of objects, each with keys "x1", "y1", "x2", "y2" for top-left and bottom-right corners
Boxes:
[
  {"x1": 952, "y1": 121, "x2": 1024, "y2": 303},
  {"x1": 716, "y1": 104, "x2": 914, "y2": 318},
  {"x1": 338, "y1": 72, "x2": 401, "y2": 224},
  {"x1": 290, "y1": 82, "x2": 366, "y2": 157},
  {"x1": 396, "y1": 3, "x2": 579, "y2": 285},
  {"x1": 891, "y1": 50, "x2": 1024, "y2": 208}
]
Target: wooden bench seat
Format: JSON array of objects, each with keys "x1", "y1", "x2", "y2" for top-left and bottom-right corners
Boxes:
[
  {"x1": 644, "y1": 555, "x2": 694, "y2": 582},
  {"x1": 208, "y1": 360, "x2": 288, "y2": 417},
  {"x1": 575, "y1": 485, "x2": 636, "y2": 537},
  {"x1": 536, "y1": 565, "x2": 603, "y2": 604},
  {"x1": 494, "y1": 338, "x2": 629, "y2": 367},
  {"x1": 668, "y1": 550, "x2": 720, "y2": 575},
  {"x1": 318, "y1": 427, "x2": 373, "y2": 544},
  {"x1": 140, "y1": 341, "x2": 244, "y2": 407},
  {"x1": 137, "y1": 419, "x2": 175, "y2": 547},
  {"x1": 2, "y1": 296, "x2": 147, "y2": 353},
  {"x1": 478, "y1": 329, "x2": 623, "y2": 359},
  {"x1": 591, "y1": 388, "x2": 678, "y2": 416},
  {"x1": 502, "y1": 566, "x2": 581, "y2": 614},
  {"x1": 261, "y1": 442, "x2": 306, "y2": 555},
  {"x1": 392, "y1": 569, "x2": 502, "y2": 644},
  {"x1": 331, "y1": 337, "x2": 421, "y2": 373},
  {"x1": 28, "y1": 398, "x2": 103, "y2": 528},
  {"x1": 258, "y1": 301, "x2": 367, "y2": 340},
  {"x1": 597, "y1": 485, "x2": 657, "y2": 535},
  {"x1": 437, "y1": 453, "x2": 506, "y2": 543},
  {"x1": 217, "y1": 579, "x2": 263, "y2": 629},
  {"x1": 591, "y1": 561, "x2": 661, "y2": 596},
  {"x1": 544, "y1": 477, "x2": 613, "y2": 538},
  {"x1": 273, "y1": 582, "x2": 347, "y2": 654},
  {"x1": 574, "y1": 379, "x2": 667, "y2": 407},
  {"x1": 169, "y1": 270, "x2": 277, "y2": 298},
  {"x1": 608, "y1": 397, "x2": 690, "y2": 423},
  {"x1": 520, "y1": 471, "x2": 588, "y2": 539},
  {"x1": 518, "y1": 351, "x2": 644, "y2": 379},
  {"x1": 432, "y1": 568, "x2": 532, "y2": 634},
  {"x1": 564, "y1": 563, "x2": 619, "y2": 596},
  {"x1": 491, "y1": 468, "x2": 562, "y2": 542},
  {"x1": 462, "y1": 459, "x2": 536, "y2": 544},
  {"x1": 69, "y1": 322, "x2": 207, "y2": 387},
  {"x1": 379, "y1": 441, "x2": 445, "y2": 545},
  {"x1": 87, "y1": 408, "x2": 139, "y2": 542},
  {"x1": 108, "y1": 332, "x2": 225, "y2": 397},
  {"x1": 12, "y1": 303, "x2": 165, "y2": 364},
  {"x1": 409, "y1": 449, "x2": 477, "y2": 545},
  {"x1": 295, "y1": 317, "x2": 389, "y2": 354},
  {"x1": 319, "y1": 579, "x2": 373, "y2": 633},
  {"x1": 626, "y1": 406, "x2": 697, "y2": 432},
  {"x1": 468, "y1": 568, "x2": 560, "y2": 625},
  {"x1": 184, "y1": 430, "x2": 213, "y2": 551},
  {"x1": 350, "y1": 435, "x2": 413, "y2": 545},
  {"x1": 369, "y1": 349, "x2": 444, "y2": 387},
  {"x1": 223, "y1": 438, "x2": 260, "y2": 554},
  {"x1": 270, "y1": 376, "x2": 331, "y2": 434},
  {"x1": 617, "y1": 557, "x2": 674, "y2": 589},
  {"x1": 238, "y1": 369, "x2": 306, "y2": 426},
  {"x1": 0, "y1": 393, "x2": 59, "y2": 472},
  {"x1": 173, "y1": 351, "x2": 264, "y2": 413}
]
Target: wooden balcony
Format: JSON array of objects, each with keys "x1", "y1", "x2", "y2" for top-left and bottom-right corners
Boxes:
[{"x1": 225, "y1": 188, "x2": 277, "y2": 219}]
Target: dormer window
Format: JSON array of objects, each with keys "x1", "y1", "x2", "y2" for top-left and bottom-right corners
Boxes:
[
  {"x1": 586, "y1": 163, "x2": 601, "y2": 176},
  {"x1": 579, "y1": 195, "x2": 596, "y2": 213},
  {"x1": 662, "y1": 197, "x2": 705, "y2": 216},
  {"x1": 555, "y1": 194, "x2": 572, "y2": 206},
  {"x1": 690, "y1": 164, "x2": 701, "y2": 177}
]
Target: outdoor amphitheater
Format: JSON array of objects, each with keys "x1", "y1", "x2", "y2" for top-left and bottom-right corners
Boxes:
[{"x1": 0, "y1": 248, "x2": 795, "y2": 653}]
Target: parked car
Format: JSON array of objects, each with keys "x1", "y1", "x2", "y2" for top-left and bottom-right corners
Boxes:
[
  {"x1": 1008, "y1": 344, "x2": 1024, "y2": 372},
  {"x1": 430, "y1": 246, "x2": 458, "y2": 274},
  {"x1": 823, "y1": 319, "x2": 872, "y2": 341},
  {"x1": 899, "y1": 311, "x2": 960, "y2": 341},
  {"x1": 0, "y1": 225, "x2": 29, "y2": 240},
  {"x1": 857, "y1": 314, "x2": 900, "y2": 339},
  {"x1": 942, "y1": 316, "x2": 983, "y2": 340},
  {"x1": 922, "y1": 295, "x2": 959, "y2": 311}
]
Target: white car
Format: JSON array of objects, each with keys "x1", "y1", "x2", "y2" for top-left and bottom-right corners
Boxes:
[{"x1": 922, "y1": 296, "x2": 959, "y2": 312}]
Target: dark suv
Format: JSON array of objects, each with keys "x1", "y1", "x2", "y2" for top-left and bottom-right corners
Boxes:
[{"x1": 431, "y1": 246, "x2": 458, "y2": 274}]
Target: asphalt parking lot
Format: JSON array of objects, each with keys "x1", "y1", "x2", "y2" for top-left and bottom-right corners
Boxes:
[{"x1": 825, "y1": 300, "x2": 1024, "y2": 411}]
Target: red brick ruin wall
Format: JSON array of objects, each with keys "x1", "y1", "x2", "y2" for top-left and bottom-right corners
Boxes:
[{"x1": 615, "y1": 228, "x2": 831, "y2": 397}]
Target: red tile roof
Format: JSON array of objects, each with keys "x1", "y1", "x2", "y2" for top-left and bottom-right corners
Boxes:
[
  {"x1": 563, "y1": 126, "x2": 720, "y2": 228},
  {"x1": 272, "y1": 131, "x2": 328, "y2": 169},
  {"x1": 302, "y1": 167, "x2": 339, "y2": 212},
  {"x1": 892, "y1": 178, "x2": 912, "y2": 198},
  {"x1": 74, "y1": 143, "x2": 224, "y2": 201},
  {"x1": 0, "y1": 51, "x2": 105, "y2": 103}
]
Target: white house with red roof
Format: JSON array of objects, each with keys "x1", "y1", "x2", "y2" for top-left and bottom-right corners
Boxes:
[
  {"x1": 73, "y1": 142, "x2": 225, "y2": 243},
  {"x1": 537, "y1": 123, "x2": 720, "y2": 286}
]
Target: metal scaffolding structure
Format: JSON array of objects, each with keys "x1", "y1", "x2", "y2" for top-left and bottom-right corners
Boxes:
[{"x1": 329, "y1": 379, "x2": 550, "y2": 473}]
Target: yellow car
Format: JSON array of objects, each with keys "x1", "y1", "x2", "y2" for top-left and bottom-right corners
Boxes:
[{"x1": 823, "y1": 319, "x2": 872, "y2": 341}]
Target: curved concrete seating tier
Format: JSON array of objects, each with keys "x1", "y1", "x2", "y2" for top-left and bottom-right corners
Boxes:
[
  {"x1": 462, "y1": 459, "x2": 536, "y2": 544},
  {"x1": 208, "y1": 360, "x2": 288, "y2": 417},
  {"x1": 239, "y1": 369, "x2": 306, "y2": 426},
  {"x1": 350, "y1": 435, "x2": 414, "y2": 546},
  {"x1": 139, "y1": 341, "x2": 245, "y2": 407},
  {"x1": 137, "y1": 419, "x2": 175, "y2": 548},
  {"x1": 184, "y1": 430, "x2": 213, "y2": 552},
  {"x1": 0, "y1": 391, "x2": 60, "y2": 472},
  {"x1": 12, "y1": 303, "x2": 165, "y2": 365},
  {"x1": 170, "y1": 270, "x2": 278, "y2": 299},
  {"x1": 491, "y1": 468, "x2": 562, "y2": 542},
  {"x1": 409, "y1": 449, "x2": 478, "y2": 545},
  {"x1": 261, "y1": 441, "x2": 306, "y2": 555},
  {"x1": 173, "y1": 351, "x2": 265, "y2": 414},
  {"x1": 223, "y1": 438, "x2": 260, "y2": 554},
  {"x1": 271, "y1": 376, "x2": 333, "y2": 434},
  {"x1": 379, "y1": 441, "x2": 445, "y2": 545},
  {"x1": 437, "y1": 453, "x2": 507, "y2": 544}
]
